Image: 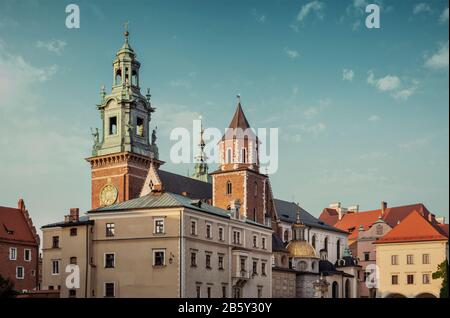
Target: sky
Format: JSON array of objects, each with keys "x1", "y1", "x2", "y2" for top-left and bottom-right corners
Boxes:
[{"x1": 0, "y1": 0, "x2": 448, "y2": 235}]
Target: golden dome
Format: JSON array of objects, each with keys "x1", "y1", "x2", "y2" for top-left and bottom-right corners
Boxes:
[{"x1": 286, "y1": 240, "x2": 318, "y2": 258}]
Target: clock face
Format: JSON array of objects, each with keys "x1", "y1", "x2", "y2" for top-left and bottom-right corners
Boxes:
[{"x1": 100, "y1": 184, "x2": 118, "y2": 206}]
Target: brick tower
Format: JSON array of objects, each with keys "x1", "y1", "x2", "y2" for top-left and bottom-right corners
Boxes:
[
  {"x1": 211, "y1": 96, "x2": 275, "y2": 225},
  {"x1": 86, "y1": 26, "x2": 161, "y2": 209}
]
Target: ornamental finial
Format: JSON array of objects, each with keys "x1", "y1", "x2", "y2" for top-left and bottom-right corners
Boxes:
[{"x1": 124, "y1": 21, "x2": 129, "y2": 43}]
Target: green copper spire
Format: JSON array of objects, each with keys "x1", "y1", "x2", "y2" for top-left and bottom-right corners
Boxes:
[{"x1": 191, "y1": 116, "x2": 211, "y2": 183}]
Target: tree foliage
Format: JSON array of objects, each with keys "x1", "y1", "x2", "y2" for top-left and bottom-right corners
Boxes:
[
  {"x1": 0, "y1": 274, "x2": 17, "y2": 298},
  {"x1": 432, "y1": 260, "x2": 448, "y2": 298}
]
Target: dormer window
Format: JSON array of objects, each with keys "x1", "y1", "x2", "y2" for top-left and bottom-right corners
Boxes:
[{"x1": 109, "y1": 116, "x2": 118, "y2": 135}]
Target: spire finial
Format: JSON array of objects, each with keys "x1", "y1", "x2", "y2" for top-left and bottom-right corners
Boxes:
[
  {"x1": 124, "y1": 21, "x2": 129, "y2": 43},
  {"x1": 236, "y1": 94, "x2": 241, "y2": 104}
]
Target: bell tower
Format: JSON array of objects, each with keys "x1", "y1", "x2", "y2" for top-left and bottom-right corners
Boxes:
[
  {"x1": 211, "y1": 96, "x2": 275, "y2": 225},
  {"x1": 86, "y1": 25, "x2": 162, "y2": 210}
]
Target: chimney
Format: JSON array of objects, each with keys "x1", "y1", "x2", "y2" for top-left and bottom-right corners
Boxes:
[
  {"x1": 18, "y1": 198, "x2": 25, "y2": 211},
  {"x1": 381, "y1": 201, "x2": 387, "y2": 216},
  {"x1": 329, "y1": 202, "x2": 341, "y2": 209},
  {"x1": 348, "y1": 205, "x2": 359, "y2": 213},
  {"x1": 435, "y1": 216, "x2": 446, "y2": 224},
  {"x1": 69, "y1": 208, "x2": 79, "y2": 222},
  {"x1": 428, "y1": 213, "x2": 436, "y2": 223}
]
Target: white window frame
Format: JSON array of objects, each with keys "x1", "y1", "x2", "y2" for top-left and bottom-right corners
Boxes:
[
  {"x1": 206, "y1": 223, "x2": 213, "y2": 239},
  {"x1": 24, "y1": 249, "x2": 32, "y2": 262},
  {"x1": 154, "y1": 218, "x2": 165, "y2": 234},
  {"x1": 52, "y1": 260, "x2": 60, "y2": 275},
  {"x1": 218, "y1": 226, "x2": 225, "y2": 241},
  {"x1": 104, "y1": 282, "x2": 116, "y2": 298},
  {"x1": 233, "y1": 230, "x2": 241, "y2": 245},
  {"x1": 16, "y1": 266, "x2": 24, "y2": 279},
  {"x1": 104, "y1": 252, "x2": 116, "y2": 268},
  {"x1": 252, "y1": 235, "x2": 258, "y2": 248},
  {"x1": 153, "y1": 249, "x2": 166, "y2": 267},
  {"x1": 9, "y1": 247, "x2": 17, "y2": 260},
  {"x1": 261, "y1": 237, "x2": 266, "y2": 250},
  {"x1": 190, "y1": 220, "x2": 198, "y2": 236}
]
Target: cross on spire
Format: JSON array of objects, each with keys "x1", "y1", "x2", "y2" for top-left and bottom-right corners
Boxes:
[{"x1": 124, "y1": 21, "x2": 129, "y2": 43}]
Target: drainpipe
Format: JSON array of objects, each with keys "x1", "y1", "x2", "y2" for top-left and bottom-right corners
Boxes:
[{"x1": 85, "y1": 224, "x2": 89, "y2": 298}]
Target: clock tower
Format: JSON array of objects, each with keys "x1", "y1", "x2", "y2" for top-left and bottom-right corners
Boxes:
[{"x1": 86, "y1": 26, "x2": 161, "y2": 209}]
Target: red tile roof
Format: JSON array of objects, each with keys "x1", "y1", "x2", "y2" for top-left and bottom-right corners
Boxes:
[
  {"x1": 438, "y1": 224, "x2": 449, "y2": 236},
  {"x1": 319, "y1": 208, "x2": 339, "y2": 226},
  {"x1": 0, "y1": 200, "x2": 39, "y2": 245},
  {"x1": 319, "y1": 203, "x2": 439, "y2": 242},
  {"x1": 375, "y1": 210, "x2": 448, "y2": 244}
]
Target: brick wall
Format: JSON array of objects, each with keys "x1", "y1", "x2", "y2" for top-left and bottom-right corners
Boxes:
[{"x1": 0, "y1": 242, "x2": 39, "y2": 291}]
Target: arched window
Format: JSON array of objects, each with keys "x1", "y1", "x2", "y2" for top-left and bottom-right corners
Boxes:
[
  {"x1": 345, "y1": 279, "x2": 351, "y2": 298},
  {"x1": 125, "y1": 67, "x2": 129, "y2": 83},
  {"x1": 332, "y1": 282, "x2": 339, "y2": 298},
  {"x1": 226, "y1": 148, "x2": 232, "y2": 163},
  {"x1": 226, "y1": 181, "x2": 232, "y2": 194},
  {"x1": 283, "y1": 230, "x2": 289, "y2": 242},
  {"x1": 311, "y1": 235, "x2": 316, "y2": 250},
  {"x1": 298, "y1": 261, "x2": 307, "y2": 271},
  {"x1": 337, "y1": 239, "x2": 341, "y2": 260},
  {"x1": 115, "y1": 69, "x2": 122, "y2": 85},
  {"x1": 242, "y1": 148, "x2": 247, "y2": 163},
  {"x1": 254, "y1": 181, "x2": 258, "y2": 197},
  {"x1": 132, "y1": 70, "x2": 138, "y2": 86},
  {"x1": 324, "y1": 237, "x2": 329, "y2": 252},
  {"x1": 281, "y1": 255, "x2": 287, "y2": 266}
]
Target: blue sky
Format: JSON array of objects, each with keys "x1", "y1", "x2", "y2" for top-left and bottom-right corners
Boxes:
[{"x1": 0, "y1": 0, "x2": 448, "y2": 232}]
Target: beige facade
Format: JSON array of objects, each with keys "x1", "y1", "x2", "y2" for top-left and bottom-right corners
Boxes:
[
  {"x1": 41, "y1": 202, "x2": 272, "y2": 298},
  {"x1": 376, "y1": 240, "x2": 448, "y2": 298}
]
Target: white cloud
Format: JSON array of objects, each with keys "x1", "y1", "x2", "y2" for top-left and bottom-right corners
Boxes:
[
  {"x1": 284, "y1": 47, "x2": 300, "y2": 59},
  {"x1": 368, "y1": 115, "x2": 380, "y2": 122},
  {"x1": 343, "y1": 69, "x2": 355, "y2": 81},
  {"x1": 439, "y1": 7, "x2": 449, "y2": 23},
  {"x1": 367, "y1": 71, "x2": 400, "y2": 91},
  {"x1": 425, "y1": 41, "x2": 449, "y2": 70},
  {"x1": 0, "y1": 39, "x2": 57, "y2": 106},
  {"x1": 296, "y1": 1, "x2": 325, "y2": 23},
  {"x1": 413, "y1": 3, "x2": 432, "y2": 15},
  {"x1": 367, "y1": 71, "x2": 417, "y2": 100},
  {"x1": 399, "y1": 137, "x2": 430, "y2": 151},
  {"x1": 251, "y1": 9, "x2": 266, "y2": 23},
  {"x1": 170, "y1": 79, "x2": 191, "y2": 89},
  {"x1": 36, "y1": 40, "x2": 67, "y2": 55},
  {"x1": 302, "y1": 122, "x2": 327, "y2": 135}
]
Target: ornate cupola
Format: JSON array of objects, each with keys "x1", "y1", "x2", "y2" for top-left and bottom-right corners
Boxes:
[
  {"x1": 286, "y1": 205, "x2": 318, "y2": 260},
  {"x1": 86, "y1": 24, "x2": 162, "y2": 210}
]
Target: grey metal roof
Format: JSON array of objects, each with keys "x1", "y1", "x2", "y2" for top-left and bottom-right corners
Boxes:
[
  {"x1": 41, "y1": 216, "x2": 92, "y2": 229},
  {"x1": 158, "y1": 170, "x2": 212, "y2": 200},
  {"x1": 274, "y1": 199, "x2": 348, "y2": 234},
  {"x1": 90, "y1": 192, "x2": 231, "y2": 219}
]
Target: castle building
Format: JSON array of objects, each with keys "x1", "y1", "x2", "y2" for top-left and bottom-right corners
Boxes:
[
  {"x1": 0, "y1": 199, "x2": 40, "y2": 292},
  {"x1": 375, "y1": 211, "x2": 448, "y2": 298},
  {"x1": 271, "y1": 203, "x2": 359, "y2": 298},
  {"x1": 319, "y1": 201, "x2": 449, "y2": 298},
  {"x1": 41, "y1": 29, "x2": 272, "y2": 298}
]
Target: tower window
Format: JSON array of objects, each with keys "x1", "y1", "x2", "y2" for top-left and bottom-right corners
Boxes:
[
  {"x1": 136, "y1": 117, "x2": 144, "y2": 136},
  {"x1": 226, "y1": 181, "x2": 232, "y2": 194},
  {"x1": 132, "y1": 70, "x2": 138, "y2": 86},
  {"x1": 115, "y1": 70, "x2": 122, "y2": 85},
  {"x1": 109, "y1": 116, "x2": 118, "y2": 135},
  {"x1": 125, "y1": 67, "x2": 129, "y2": 83},
  {"x1": 226, "y1": 148, "x2": 232, "y2": 163},
  {"x1": 242, "y1": 148, "x2": 247, "y2": 163}
]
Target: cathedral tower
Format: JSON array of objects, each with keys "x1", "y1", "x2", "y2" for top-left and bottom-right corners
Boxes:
[
  {"x1": 86, "y1": 26, "x2": 161, "y2": 209},
  {"x1": 211, "y1": 96, "x2": 274, "y2": 225}
]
